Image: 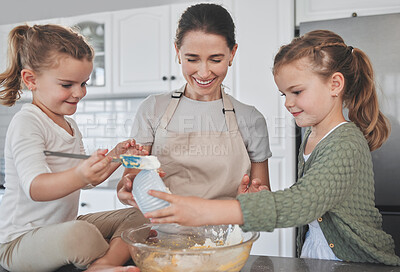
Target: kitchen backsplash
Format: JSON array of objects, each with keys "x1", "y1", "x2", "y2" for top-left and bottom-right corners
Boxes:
[{"x1": 0, "y1": 97, "x2": 145, "y2": 183}]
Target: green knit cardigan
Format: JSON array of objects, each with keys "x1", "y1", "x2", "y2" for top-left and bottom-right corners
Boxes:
[{"x1": 238, "y1": 122, "x2": 400, "y2": 266}]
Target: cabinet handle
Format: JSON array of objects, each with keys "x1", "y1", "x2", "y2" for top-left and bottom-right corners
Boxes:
[
  {"x1": 162, "y1": 76, "x2": 168, "y2": 81},
  {"x1": 80, "y1": 202, "x2": 88, "y2": 207},
  {"x1": 170, "y1": 76, "x2": 176, "y2": 80}
]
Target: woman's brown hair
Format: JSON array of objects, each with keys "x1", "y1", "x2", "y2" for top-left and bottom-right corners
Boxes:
[
  {"x1": 273, "y1": 30, "x2": 390, "y2": 151},
  {"x1": 0, "y1": 24, "x2": 94, "y2": 106}
]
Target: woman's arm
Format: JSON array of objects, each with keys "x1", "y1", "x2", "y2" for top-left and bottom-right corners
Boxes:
[
  {"x1": 250, "y1": 160, "x2": 269, "y2": 187},
  {"x1": 237, "y1": 160, "x2": 270, "y2": 194}
]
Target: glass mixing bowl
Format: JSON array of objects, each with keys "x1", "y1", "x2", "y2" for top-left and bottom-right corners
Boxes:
[{"x1": 121, "y1": 223, "x2": 259, "y2": 272}]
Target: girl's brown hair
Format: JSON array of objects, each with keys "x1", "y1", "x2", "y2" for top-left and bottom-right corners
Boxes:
[
  {"x1": 273, "y1": 30, "x2": 390, "y2": 151},
  {"x1": 0, "y1": 24, "x2": 94, "y2": 106}
]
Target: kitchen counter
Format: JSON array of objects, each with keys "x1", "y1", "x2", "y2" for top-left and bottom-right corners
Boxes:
[
  {"x1": 241, "y1": 256, "x2": 400, "y2": 272},
  {"x1": 2, "y1": 256, "x2": 400, "y2": 271}
]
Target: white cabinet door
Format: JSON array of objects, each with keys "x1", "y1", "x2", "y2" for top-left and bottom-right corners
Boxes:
[
  {"x1": 112, "y1": 6, "x2": 170, "y2": 95},
  {"x1": 296, "y1": 0, "x2": 400, "y2": 25},
  {"x1": 78, "y1": 189, "x2": 116, "y2": 215},
  {"x1": 61, "y1": 13, "x2": 112, "y2": 97}
]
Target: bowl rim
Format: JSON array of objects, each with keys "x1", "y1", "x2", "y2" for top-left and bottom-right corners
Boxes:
[{"x1": 121, "y1": 223, "x2": 260, "y2": 254}]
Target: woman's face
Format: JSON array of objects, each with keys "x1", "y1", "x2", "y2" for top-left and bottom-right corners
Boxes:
[{"x1": 176, "y1": 30, "x2": 237, "y2": 101}]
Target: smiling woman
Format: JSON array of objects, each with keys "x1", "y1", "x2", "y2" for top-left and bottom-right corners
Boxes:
[{"x1": 117, "y1": 3, "x2": 272, "y2": 205}]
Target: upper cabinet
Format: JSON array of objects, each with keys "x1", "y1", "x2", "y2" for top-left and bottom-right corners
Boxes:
[
  {"x1": 112, "y1": 5, "x2": 177, "y2": 95},
  {"x1": 61, "y1": 13, "x2": 112, "y2": 97},
  {"x1": 0, "y1": 1, "x2": 235, "y2": 98},
  {"x1": 296, "y1": 0, "x2": 400, "y2": 25}
]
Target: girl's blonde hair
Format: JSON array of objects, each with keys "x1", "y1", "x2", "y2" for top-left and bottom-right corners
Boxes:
[
  {"x1": 0, "y1": 24, "x2": 94, "y2": 106},
  {"x1": 273, "y1": 30, "x2": 390, "y2": 151}
]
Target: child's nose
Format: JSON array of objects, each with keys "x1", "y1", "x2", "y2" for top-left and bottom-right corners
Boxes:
[
  {"x1": 284, "y1": 96, "x2": 294, "y2": 108},
  {"x1": 72, "y1": 86, "x2": 86, "y2": 98}
]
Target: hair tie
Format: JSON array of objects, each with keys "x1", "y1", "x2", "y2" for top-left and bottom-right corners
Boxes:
[{"x1": 347, "y1": 46, "x2": 354, "y2": 53}]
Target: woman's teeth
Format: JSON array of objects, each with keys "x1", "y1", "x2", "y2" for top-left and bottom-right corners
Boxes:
[{"x1": 195, "y1": 78, "x2": 213, "y2": 85}]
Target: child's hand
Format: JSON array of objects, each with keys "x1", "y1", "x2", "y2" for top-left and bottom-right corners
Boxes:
[
  {"x1": 144, "y1": 191, "x2": 211, "y2": 226},
  {"x1": 145, "y1": 191, "x2": 244, "y2": 226},
  {"x1": 108, "y1": 139, "x2": 148, "y2": 159},
  {"x1": 75, "y1": 149, "x2": 113, "y2": 187},
  {"x1": 237, "y1": 174, "x2": 270, "y2": 195}
]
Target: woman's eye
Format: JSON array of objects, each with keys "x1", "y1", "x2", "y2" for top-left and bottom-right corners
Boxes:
[
  {"x1": 293, "y1": 90, "x2": 302, "y2": 95},
  {"x1": 187, "y1": 59, "x2": 197, "y2": 62},
  {"x1": 81, "y1": 82, "x2": 88, "y2": 87},
  {"x1": 61, "y1": 84, "x2": 72, "y2": 88},
  {"x1": 211, "y1": 59, "x2": 222, "y2": 63},
  {"x1": 280, "y1": 93, "x2": 286, "y2": 97}
]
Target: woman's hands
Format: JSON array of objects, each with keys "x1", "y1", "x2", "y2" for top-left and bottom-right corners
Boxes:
[
  {"x1": 117, "y1": 169, "x2": 166, "y2": 206},
  {"x1": 237, "y1": 174, "x2": 270, "y2": 195},
  {"x1": 117, "y1": 173, "x2": 140, "y2": 207}
]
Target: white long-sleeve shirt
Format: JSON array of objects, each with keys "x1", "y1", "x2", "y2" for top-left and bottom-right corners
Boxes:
[{"x1": 0, "y1": 104, "x2": 84, "y2": 243}]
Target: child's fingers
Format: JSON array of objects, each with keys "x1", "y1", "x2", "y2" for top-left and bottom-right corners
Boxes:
[
  {"x1": 148, "y1": 190, "x2": 174, "y2": 202},
  {"x1": 144, "y1": 205, "x2": 173, "y2": 220},
  {"x1": 90, "y1": 156, "x2": 112, "y2": 174},
  {"x1": 84, "y1": 149, "x2": 108, "y2": 166}
]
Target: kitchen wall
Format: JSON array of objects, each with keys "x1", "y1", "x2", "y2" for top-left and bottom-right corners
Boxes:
[{"x1": 0, "y1": 0, "x2": 193, "y2": 25}]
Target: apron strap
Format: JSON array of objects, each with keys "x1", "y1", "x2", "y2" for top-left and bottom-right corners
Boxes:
[
  {"x1": 160, "y1": 84, "x2": 239, "y2": 132},
  {"x1": 160, "y1": 85, "x2": 185, "y2": 129},
  {"x1": 221, "y1": 86, "x2": 239, "y2": 132}
]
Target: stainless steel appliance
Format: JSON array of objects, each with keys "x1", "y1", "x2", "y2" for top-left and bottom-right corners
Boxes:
[{"x1": 300, "y1": 13, "x2": 400, "y2": 256}]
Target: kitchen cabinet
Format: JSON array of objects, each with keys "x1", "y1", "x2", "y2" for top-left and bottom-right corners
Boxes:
[
  {"x1": 78, "y1": 188, "x2": 127, "y2": 215},
  {"x1": 112, "y1": 1, "x2": 234, "y2": 95},
  {"x1": 296, "y1": 0, "x2": 400, "y2": 25},
  {"x1": 61, "y1": 13, "x2": 112, "y2": 97},
  {"x1": 112, "y1": 5, "x2": 173, "y2": 95}
]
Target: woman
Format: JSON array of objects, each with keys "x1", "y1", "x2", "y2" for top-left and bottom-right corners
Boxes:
[{"x1": 118, "y1": 3, "x2": 271, "y2": 203}]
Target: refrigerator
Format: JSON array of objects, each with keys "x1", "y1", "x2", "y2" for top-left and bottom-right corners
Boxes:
[{"x1": 300, "y1": 13, "x2": 400, "y2": 256}]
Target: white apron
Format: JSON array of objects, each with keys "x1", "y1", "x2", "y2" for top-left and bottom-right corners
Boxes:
[{"x1": 151, "y1": 85, "x2": 251, "y2": 200}]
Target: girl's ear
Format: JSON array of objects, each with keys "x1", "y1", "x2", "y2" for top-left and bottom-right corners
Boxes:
[
  {"x1": 21, "y1": 69, "x2": 37, "y2": 91},
  {"x1": 330, "y1": 72, "x2": 345, "y2": 97}
]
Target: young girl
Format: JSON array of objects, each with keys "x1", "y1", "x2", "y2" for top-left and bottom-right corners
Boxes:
[
  {"x1": 118, "y1": 3, "x2": 271, "y2": 205},
  {"x1": 141, "y1": 30, "x2": 400, "y2": 266},
  {"x1": 0, "y1": 24, "x2": 146, "y2": 272}
]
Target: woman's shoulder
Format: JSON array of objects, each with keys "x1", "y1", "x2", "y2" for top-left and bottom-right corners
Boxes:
[{"x1": 137, "y1": 91, "x2": 173, "y2": 115}]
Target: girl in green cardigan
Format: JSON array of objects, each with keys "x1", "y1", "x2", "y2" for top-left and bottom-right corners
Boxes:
[{"x1": 124, "y1": 30, "x2": 400, "y2": 265}]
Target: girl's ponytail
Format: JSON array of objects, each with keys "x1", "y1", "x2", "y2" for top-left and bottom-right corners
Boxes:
[
  {"x1": 344, "y1": 48, "x2": 390, "y2": 151},
  {"x1": 0, "y1": 25, "x2": 29, "y2": 106},
  {"x1": 273, "y1": 30, "x2": 390, "y2": 151}
]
